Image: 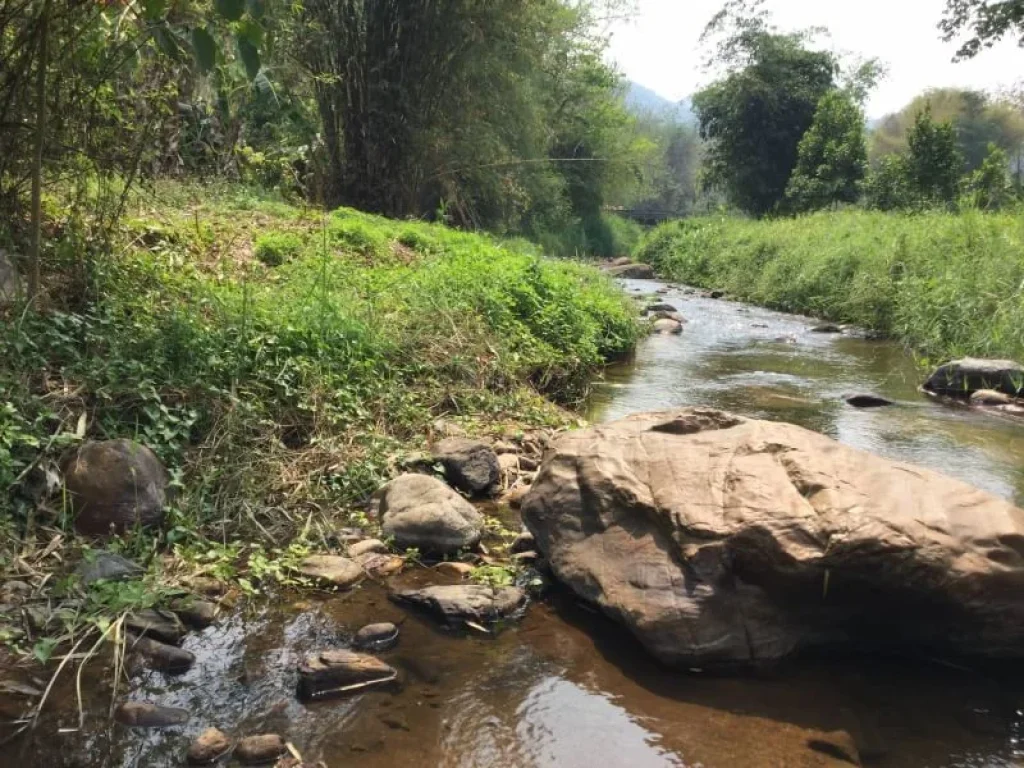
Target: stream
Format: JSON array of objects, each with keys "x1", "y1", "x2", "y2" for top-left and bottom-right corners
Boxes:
[{"x1": 17, "y1": 279, "x2": 1024, "y2": 768}]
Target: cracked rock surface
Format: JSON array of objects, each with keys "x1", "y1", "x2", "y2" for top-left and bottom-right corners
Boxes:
[{"x1": 522, "y1": 407, "x2": 1024, "y2": 666}]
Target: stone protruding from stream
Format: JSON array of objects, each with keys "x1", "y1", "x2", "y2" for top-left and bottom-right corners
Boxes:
[
  {"x1": 924, "y1": 358, "x2": 1024, "y2": 398},
  {"x1": 379, "y1": 474, "x2": 484, "y2": 554},
  {"x1": 390, "y1": 585, "x2": 526, "y2": 626},
  {"x1": 297, "y1": 649, "x2": 397, "y2": 700},
  {"x1": 522, "y1": 407, "x2": 1024, "y2": 667}
]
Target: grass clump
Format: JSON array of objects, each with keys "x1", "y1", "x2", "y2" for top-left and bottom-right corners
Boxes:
[
  {"x1": 254, "y1": 230, "x2": 304, "y2": 266},
  {"x1": 637, "y1": 209, "x2": 1024, "y2": 362}
]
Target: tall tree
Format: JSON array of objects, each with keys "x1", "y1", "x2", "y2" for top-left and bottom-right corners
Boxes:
[
  {"x1": 693, "y1": 4, "x2": 836, "y2": 216},
  {"x1": 784, "y1": 89, "x2": 868, "y2": 213},
  {"x1": 906, "y1": 106, "x2": 964, "y2": 206}
]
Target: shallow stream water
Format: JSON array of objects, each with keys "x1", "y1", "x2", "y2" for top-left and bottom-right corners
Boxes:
[{"x1": 17, "y1": 279, "x2": 1024, "y2": 768}]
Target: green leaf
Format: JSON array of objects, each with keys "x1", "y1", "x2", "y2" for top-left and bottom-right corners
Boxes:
[
  {"x1": 191, "y1": 28, "x2": 217, "y2": 73},
  {"x1": 214, "y1": 0, "x2": 246, "y2": 22},
  {"x1": 247, "y1": 0, "x2": 266, "y2": 20},
  {"x1": 237, "y1": 37, "x2": 261, "y2": 80},
  {"x1": 237, "y1": 19, "x2": 264, "y2": 47},
  {"x1": 139, "y1": 0, "x2": 168, "y2": 20},
  {"x1": 32, "y1": 638, "x2": 58, "y2": 665}
]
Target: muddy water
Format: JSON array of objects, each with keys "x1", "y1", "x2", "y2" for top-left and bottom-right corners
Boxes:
[{"x1": 18, "y1": 280, "x2": 1024, "y2": 768}]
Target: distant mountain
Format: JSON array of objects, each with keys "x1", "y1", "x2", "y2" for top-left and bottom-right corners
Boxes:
[{"x1": 624, "y1": 81, "x2": 696, "y2": 125}]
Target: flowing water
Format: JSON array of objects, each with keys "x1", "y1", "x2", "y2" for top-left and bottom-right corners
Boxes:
[{"x1": 15, "y1": 280, "x2": 1024, "y2": 768}]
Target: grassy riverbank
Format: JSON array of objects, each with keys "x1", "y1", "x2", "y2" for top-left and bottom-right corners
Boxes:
[
  {"x1": 0, "y1": 183, "x2": 640, "y2": 598},
  {"x1": 637, "y1": 210, "x2": 1024, "y2": 363}
]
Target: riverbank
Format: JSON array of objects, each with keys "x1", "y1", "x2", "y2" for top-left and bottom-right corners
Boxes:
[
  {"x1": 636, "y1": 209, "x2": 1024, "y2": 364},
  {"x1": 0, "y1": 182, "x2": 641, "y2": 679}
]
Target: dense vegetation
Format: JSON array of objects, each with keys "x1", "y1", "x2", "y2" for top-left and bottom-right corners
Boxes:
[
  {"x1": 1, "y1": 183, "x2": 640, "y2": 559},
  {"x1": 637, "y1": 210, "x2": 1024, "y2": 362}
]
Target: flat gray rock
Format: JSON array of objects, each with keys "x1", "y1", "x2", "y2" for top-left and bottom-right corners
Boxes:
[
  {"x1": 390, "y1": 585, "x2": 525, "y2": 624},
  {"x1": 379, "y1": 474, "x2": 483, "y2": 554}
]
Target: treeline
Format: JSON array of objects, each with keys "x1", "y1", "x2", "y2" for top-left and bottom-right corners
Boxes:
[
  {"x1": 692, "y1": 0, "x2": 1024, "y2": 218},
  {"x1": 0, "y1": 0, "x2": 668, "y2": 266}
]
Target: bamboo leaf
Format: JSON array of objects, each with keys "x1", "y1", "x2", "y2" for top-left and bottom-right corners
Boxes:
[
  {"x1": 191, "y1": 28, "x2": 217, "y2": 73},
  {"x1": 237, "y1": 37, "x2": 261, "y2": 80}
]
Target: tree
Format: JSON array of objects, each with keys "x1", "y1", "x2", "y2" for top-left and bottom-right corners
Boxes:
[
  {"x1": 862, "y1": 155, "x2": 913, "y2": 211},
  {"x1": 784, "y1": 89, "x2": 868, "y2": 212},
  {"x1": 941, "y1": 0, "x2": 1024, "y2": 59},
  {"x1": 870, "y1": 88, "x2": 1024, "y2": 172},
  {"x1": 906, "y1": 106, "x2": 964, "y2": 205},
  {"x1": 693, "y1": 6, "x2": 836, "y2": 216},
  {"x1": 965, "y1": 143, "x2": 1014, "y2": 209}
]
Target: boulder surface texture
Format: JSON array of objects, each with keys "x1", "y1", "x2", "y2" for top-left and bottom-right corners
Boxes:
[{"x1": 522, "y1": 407, "x2": 1024, "y2": 667}]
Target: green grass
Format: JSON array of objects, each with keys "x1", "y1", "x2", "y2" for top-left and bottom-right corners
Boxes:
[
  {"x1": 1, "y1": 182, "x2": 641, "y2": 555},
  {"x1": 637, "y1": 209, "x2": 1024, "y2": 363}
]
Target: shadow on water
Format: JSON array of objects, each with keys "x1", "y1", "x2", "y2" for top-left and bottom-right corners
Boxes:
[{"x1": 15, "y1": 279, "x2": 1024, "y2": 767}]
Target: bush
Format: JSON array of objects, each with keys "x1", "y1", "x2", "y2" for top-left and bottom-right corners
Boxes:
[
  {"x1": 637, "y1": 209, "x2": 1024, "y2": 361},
  {"x1": 254, "y1": 231, "x2": 304, "y2": 266}
]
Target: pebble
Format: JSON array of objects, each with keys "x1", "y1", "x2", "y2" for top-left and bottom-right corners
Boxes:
[
  {"x1": 354, "y1": 622, "x2": 400, "y2": 651},
  {"x1": 235, "y1": 734, "x2": 287, "y2": 765},
  {"x1": 187, "y1": 727, "x2": 233, "y2": 764},
  {"x1": 114, "y1": 701, "x2": 190, "y2": 729}
]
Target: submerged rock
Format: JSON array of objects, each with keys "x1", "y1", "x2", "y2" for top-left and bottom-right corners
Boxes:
[
  {"x1": 235, "y1": 734, "x2": 287, "y2": 765},
  {"x1": 646, "y1": 302, "x2": 678, "y2": 313},
  {"x1": 295, "y1": 555, "x2": 363, "y2": 588},
  {"x1": 114, "y1": 701, "x2": 190, "y2": 728},
  {"x1": 431, "y1": 438, "x2": 500, "y2": 496},
  {"x1": 970, "y1": 389, "x2": 1015, "y2": 406},
  {"x1": 126, "y1": 632, "x2": 195, "y2": 673},
  {"x1": 379, "y1": 474, "x2": 484, "y2": 554},
  {"x1": 297, "y1": 650, "x2": 396, "y2": 700},
  {"x1": 390, "y1": 585, "x2": 525, "y2": 625},
  {"x1": 605, "y1": 262, "x2": 655, "y2": 279},
  {"x1": 651, "y1": 310, "x2": 686, "y2": 324},
  {"x1": 62, "y1": 440, "x2": 169, "y2": 535},
  {"x1": 187, "y1": 727, "x2": 233, "y2": 764},
  {"x1": 652, "y1": 318, "x2": 684, "y2": 335},
  {"x1": 171, "y1": 598, "x2": 219, "y2": 629},
  {"x1": 924, "y1": 358, "x2": 1024, "y2": 398},
  {"x1": 353, "y1": 622, "x2": 400, "y2": 651},
  {"x1": 844, "y1": 394, "x2": 894, "y2": 408},
  {"x1": 522, "y1": 407, "x2": 1024, "y2": 667},
  {"x1": 811, "y1": 323, "x2": 842, "y2": 333}
]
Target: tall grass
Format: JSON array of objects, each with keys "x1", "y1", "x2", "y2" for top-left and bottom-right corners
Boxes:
[{"x1": 637, "y1": 209, "x2": 1024, "y2": 362}]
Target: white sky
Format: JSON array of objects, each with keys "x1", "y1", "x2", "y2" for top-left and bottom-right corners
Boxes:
[{"x1": 606, "y1": 0, "x2": 1024, "y2": 117}]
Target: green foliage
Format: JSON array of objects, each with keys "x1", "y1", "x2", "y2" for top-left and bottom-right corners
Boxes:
[
  {"x1": 254, "y1": 230, "x2": 304, "y2": 266},
  {"x1": 862, "y1": 155, "x2": 914, "y2": 211},
  {"x1": 1, "y1": 185, "x2": 640, "y2": 533},
  {"x1": 637, "y1": 209, "x2": 1024, "y2": 361},
  {"x1": 785, "y1": 90, "x2": 867, "y2": 212},
  {"x1": 905, "y1": 107, "x2": 964, "y2": 206},
  {"x1": 694, "y1": 28, "x2": 837, "y2": 216},
  {"x1": 941, "y1": 0, "x2": 1024, "y2": 59},
  {"x1": 965, "y1": 143, "x2": 1015, "y2": 210}
]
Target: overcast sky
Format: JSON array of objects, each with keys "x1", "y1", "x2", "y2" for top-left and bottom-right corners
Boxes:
[{"x1": 606, "y1": 0, "x2": 1023, "y2": 117}]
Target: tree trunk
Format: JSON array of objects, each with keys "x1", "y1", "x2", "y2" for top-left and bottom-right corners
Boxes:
[{"x1": 27, "y1": 0, "x2": 49, "y2": 303}]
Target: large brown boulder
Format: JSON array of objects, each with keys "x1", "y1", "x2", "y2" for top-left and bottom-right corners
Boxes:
[
  {"x1": 522, "y1": 408, "x2": 1024, "y2": 667},
  {"x1": 62, "y1": 440, "x2": 169, "y2": 535}
]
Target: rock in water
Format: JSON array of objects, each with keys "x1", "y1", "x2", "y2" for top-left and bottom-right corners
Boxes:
[
  {"x1": 970, "y1": 389, "x2": 1015, "y2": 406},
  {"x1": 646, "y1": 302, "x2": 678, "y2": 313},
  {"x1": 348, "y1": 538, "x2": 388, "y2": 558},
  {"x1": 605, "y1": 263, "x2": 655, "y2": 279},
  {"x1": 295, "y1": 555, "x2": 363, "y2": 588},
  {"x1": 235, "y1": 734, "x2": 287, "y2": 765},
  {"x1": 187, "y1": 727, "x2": 233, "y2": 764},
  {"x1": 126, "y1": 632, "x2": 195, "y2": 673},
  {"x1": 652, "y1": 319, "x2": 683, "y2": 335},
  {"x1": 390, "y1": 585, "x2": 525, "y2": 625},
  {"x1": 522, "y1": 407, "x2": 1024, "y2": 667},
  {"x1": 379, "y1": 474, "x2": 484, "y2": 554},
  {"x1": 353, "y1": 622, "x2": 400, "y2": 651},
  {"x1": 844, "y1": 394, "x2": 894, "y2": 408},
  {"x1": 124, "y1": 609, "x2": 187, "y2": 644},
  {"x1": 924, "y1": 358, "x2": 1024, "y2": 398},
  {"x1": 297, "y1": 650, "x2": 396, "y2": 700},
  {"x1": 62, "y1": 439, "x2": 169, "y2": 535},
  {"x1": 114, "y1": 701, "x2": 190, "y2": 728},
  {"x1": 810, "y1": 323, "x2": 842, "y2": 333},
  {"x1": 431, "y1": 438, "x2": 500, "y2": 496}
]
